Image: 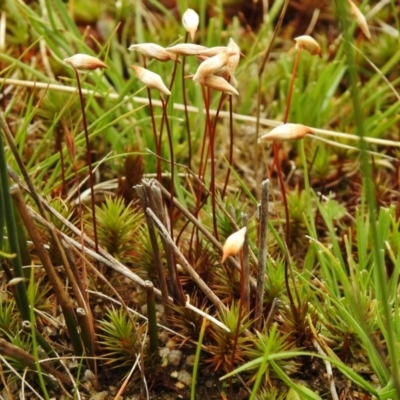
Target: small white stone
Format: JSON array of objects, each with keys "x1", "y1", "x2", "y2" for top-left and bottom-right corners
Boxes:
[
  {"x1": 177, "y1": 370, "x2": 192, "y2": 386},
  {"x1": 159, "y1": 347, "x2": 170, "y2": 358},
  {"x1": 89, "y1": 391, "x2": 109, "y2": 400},
  {"x1": 168, "y1": 350, "x2": 183, "y2": 366}
]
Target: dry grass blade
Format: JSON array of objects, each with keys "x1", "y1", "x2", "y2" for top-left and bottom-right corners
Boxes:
[
  {"x1": 135, "y1": 183, "x2": 171, "y2": 307},
  {"x1": 2, "y1": 78, "x2": 399, "y2": 149},
  {"x1": 142, "y1": 179, "x2": 185, "y2": 306},
  {"x1": 146, "y1": 207, "x2": 227, "y2": 312}
]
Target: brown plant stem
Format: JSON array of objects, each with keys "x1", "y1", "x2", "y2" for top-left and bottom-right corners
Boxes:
[
  {"x1": 147, "y1": 86, "x2": 162, "y2": 183},
  {"x1": 209, "y1": 92, "x2": 228, "y2": 241},
  {"x1": 74, "y1": 69, "x2": 99, "y2": 255},
  {"x1": 142, "y1": 179, "x2": 185, "y2": 307},
  {"x1": 241, "y1": 213, "x2": 250, "y2": 315},
  {"x1": 282, "y1": 230, "x2": 300, "y2": 314},
  {"x1": 10, "y1": 186, "x2": 84, "y2": 359},
  {"x1": 272, "y1": 144, "x2": 289, "y2": 243},
  {"x1": 198, "y1": 86, "x2": 211, "y2": 185},
  {"x1": 141, "y1": 57, "x2": 162, "y2": 182},
  {"x1": 158, "y1": 54, "x2": 179, "y2": 187},
  {"x1": 283, "y1": 47, "x2": 302, "y2": 124},
  {"x1": 135, "y1": 184, "x2": 170, "y2": 307},
  {"x1": 229, "y1": 249, "x2": 246, "y2": 397},
  {"x1": 222, "y1": 94, "x2": 234, "y2": 198},
  {"x1": 255, "y1": 0, "x2": 290, "y2": 183},
  {"x1": 181, "y1": 32, "x2": 192, "y2": 170},
  {"x1": 0, "y1": 339, "x2": 73, "y2": 388},
  {"x1": 55, "y1": 126, "x2": 66, "y2": 197},
  {"x1": 161, "y1": 97, "x2": 175, "y2": 238},
  {"x1": 255, "y1": 179, "x2": 269, "y2": 331},
  {"x1": 189, "y1": 86, "x2": 212, "y2": 253},
  {"x1": 275, "y1": 45, "x2": 302, "y2": 247},
  {"x1": 144, "y1": 280, "x2": 160, "y2": 358},
  {"x1": 278, "y1": 47, "x2": 303, "y2": 315}
]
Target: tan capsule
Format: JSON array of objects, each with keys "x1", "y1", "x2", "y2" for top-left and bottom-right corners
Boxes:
[
  {"x1": 192, "y1": 50, "x2": 235, "y2": 83},
  {"x1": 202, "y1": 75, "x2": 239, "y2": 96},
  {"x1": 166, "y1": 43, "x2": 207, "y2": 56},
  {"x1": 182, "y1": 8, "x2": 199, "y2": 41},
  {"x1": 131, "y1": 65, "x2": 171, "y2": 96},
  {"x1": 227, "y1": 38, "x2": 240, "y2": 77},
  {"x1": 294, "y1": 35, "x2": 322, "y2": 57},
  {"x1": 128, "y1": 43, "x2": 172, "y2": 62},
  {"x1": 347, "y1": 0, "x2": 371, "y2": 39},
  {"x1": 221, "y1": 227, "x2": 247, "y2": 263},
  {"x1": 64, "y1": 54, "x2": 108, "y2": 70},
  {"x1": 197, "y1": 46, "x2": 229, "y2": 57},
  {"x1": 258, "y1": 124, "x2": 313, "y2": 142}
]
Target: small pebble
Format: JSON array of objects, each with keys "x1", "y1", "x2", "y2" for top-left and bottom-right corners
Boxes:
[
  {"x1": 89, "y1": 392, "x2": 109, "y2": 400},
  {"x1": 175, "y1": 381, "x2": 185, "y2": 390},
  {"x1": 177, "y1": 370, "x2": 192, "y2": 386},
  {"x1": 159, "y1": 347, "x2": 170, "y2": 358},
  {"x1": 167, "y1": 350, "x2": 182, "y2": 366},
  {"x1": 185, "y1": 354, "x2": 196, "y2": 366}
]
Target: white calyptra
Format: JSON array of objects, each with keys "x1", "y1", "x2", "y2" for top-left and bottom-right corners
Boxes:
[
  {"x1": 182, "y1": 8, "x2": 199, "y2": 41},
  {"x1": 258, "y1": 124, "x2": 313, "y2": 142},
  {"x1": 63, "y1": 54, "x2": 108, "y2": 70},
  {"x1": 221, "y1": 227, "x2": 247, "y2": 263},
  {"x1": 347, "y1": 0, "x2": 371, "y2": 39},
  {"x1": 294, "y1": 35, "x2": 322, "y2": 57},
  {"x1": 166, "y1": 43, "x2": 207, "y2": 57},
  {"x1": 197, "y1": 46, "x2": 229, "y2": 57},
  {"x1": 192, "y1": 50, "x2": 235, "y2": 83},
  {"x1": 131, "y1": 66, "x2": 171, "y2": 96},
  {"x1": 202, "y1": 75, "x2": 239, "y2": 96},
  {"x1": 128, "y1": 43, "x2": 173, "y2": 61}
]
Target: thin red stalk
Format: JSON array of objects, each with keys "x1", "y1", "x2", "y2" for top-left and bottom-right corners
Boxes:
[
  {"x1": 71, "y1": 159, "x2": 89, "y2": 299},
  {"x1": 74, "y1": 69, "x2": 98, "y2": 254},
  {"x1": 55, "y1": 127, "x2": 66, "y2": 197},
  {"x1": 198, "y1": 86, "x2": 211, "y2": 184},
  {"x1": 181, "y1": 32, "x2": 192, "y2": 170},
  {"x1": 283, "y1": 48, "x2": 302, "y2": 123},
  {"x1": 161, "y1": 97, "x2": 175, "y2": 238},
  {"x1": 277, "y1": 48, "x2": 303, "y2": 313},
  {"x1": 209, "y1": 92, "x2": 227, "y2": 241},
  {"x1": 190, "y1": 86, "x2": 211, "y2": 255},
  {"x1": 175, "y1": 195, "x2": 208, "y2": 248},
  {"x1": 157, "y1": 54, "x2": 179, "y2": 150},
  {"x1": 273, "y1": 145, "x2": 289, "y2": 241},
  {"x1": 273, "y1": 47, "x2": 302, "y2": 248},
  {"x1": 142, "y1": 57, "x2": 162, "y2": 183},
  {"x1": 229, "y1": 250, "x2": 245, "y2": 397},
  {"x1": 147, "y1": 87, "x2": 162, "y2": 182},
  {"x1": 222, "y1": 94, "x2": 234, "y2": 198},
  {"x1": 59, "y1": 148, "x2": 66, "y2": 196},
  {"x1": 209, "y1": 134, "x2": 218, "y2": 240}
]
